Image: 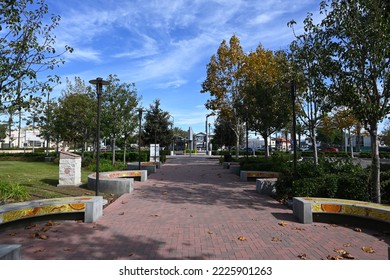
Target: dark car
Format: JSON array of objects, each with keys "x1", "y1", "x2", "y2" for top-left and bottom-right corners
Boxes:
[{"x1": 320, "y1": 147, "x2": 339, "y2": 153}]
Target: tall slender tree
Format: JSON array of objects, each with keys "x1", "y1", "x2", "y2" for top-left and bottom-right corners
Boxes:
[
  {"x1": 101, "y1": 74, "x2": 140, "y2": 164},
  {"x1": 142, "y1": 99, "x2": 173, "y2": 148},
  {"x1": 201, "y1": 35, "x2": 246, "y2": 158}
]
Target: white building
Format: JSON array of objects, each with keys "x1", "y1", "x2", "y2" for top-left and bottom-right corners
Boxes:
[{"x1": 1, "y1": 127, "x2": 46, "y2": 149}]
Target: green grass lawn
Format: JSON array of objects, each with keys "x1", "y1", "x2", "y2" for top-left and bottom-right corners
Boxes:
[{"x1": 0, "y1": 161, "x2": 95, "y2": 200}]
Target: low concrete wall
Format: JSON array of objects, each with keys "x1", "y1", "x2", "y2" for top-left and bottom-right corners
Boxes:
[
  {"x1": 0, "y1": 244, "x2": 21, "y2": 260},
  {"x1": 240, "y1": 170, "x2": 279, "y2": 181},
  {"x1": 127, "y1": 162, "x2": 157, "y2": 175},
  {"x1": 0, "y1": 196, "x2": 104, "y2": 224},
  {"x1": 87, "y1": 170, "x2": 147, "y2": 195},
  {"x1": 256, "y1": 178, "x2": 277, "y2": 195}
]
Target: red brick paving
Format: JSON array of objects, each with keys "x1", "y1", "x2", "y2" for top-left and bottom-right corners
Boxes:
[{"x1": 0, "y1": 155, "x2": 389, "y2": 260}]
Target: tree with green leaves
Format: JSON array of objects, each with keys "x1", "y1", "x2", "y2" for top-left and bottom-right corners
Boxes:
[
  {"x1": 142, "y1": 99, "x2": 173, "y2": 149},
  {"x1": 288, "y1": 13, "x2": 333, "y2": 165},
  {"x1": 101, "y1": 74, "x2": 140, "y2": 164},
  {"x1": 243, "y1": 47, "x2": 291, "y2": 157},
  {"x1": 201, "y1": 35, "x2": 246, "y2": 158},
  {"x1": 291, "y1": 0, "x2": 390, "y2": 203},
  {"x1": 212, "y1": 113, "x2": 239, "y2": 151},
  {"x1": 56, "y1": 77, "x2": 96, "y2": 155},
  {"x1": 0, "y1": 0, "x2": 72, "y2": 110}
]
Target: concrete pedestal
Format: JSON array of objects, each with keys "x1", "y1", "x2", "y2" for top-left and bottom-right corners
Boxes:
[{"x1": 57, "y1": 152, "x2": 82, "y2": 187}]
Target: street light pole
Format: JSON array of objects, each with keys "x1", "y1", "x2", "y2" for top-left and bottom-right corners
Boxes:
[
  {"x1": 208, "y1": 123, "x2": 211, "y2": 155},
  {"x1": 291, "y1": 80, "x2": 297, "y2": 177},
  {"x1": 89, "y1": 77, "x2": 109, "y2": 196},
  {"x1": 205, "y1": 112, "x2": 215, "y2": 154},
  {"x1": 137, "y1": 108, "x2": 144, "y2": 170}
]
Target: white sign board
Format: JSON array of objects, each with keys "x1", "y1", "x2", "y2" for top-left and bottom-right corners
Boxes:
[{"x1": 150, "y1": 144, "x2": 160, "y2": 162}]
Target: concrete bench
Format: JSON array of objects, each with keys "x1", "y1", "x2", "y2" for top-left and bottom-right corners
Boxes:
[
  {"x1": 0, "y1": 244, "x2": 21, "y2": 260},
  {"x1": 127, "y1": 162, "x2": 158, "y2": 175},
  {"x1": 87, "y1": 170, "x2": 148, "y2": 195},
  {"x1": 293, "y1": 197, "x2": 390, "y2": 225},
  {"x1": 0, "y1": 196, "x2": 104, "y2": 225},
  {"x1": 240, "y1": 170, "x2": 279, "y2": 181},
  {"x1": 256, "y1": 178, "x2": 278, "y2": 195}
]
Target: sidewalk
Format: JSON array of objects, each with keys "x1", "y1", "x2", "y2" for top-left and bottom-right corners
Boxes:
[{"x1": 0, "y1": 155, "x2": 389, "y2": 260}]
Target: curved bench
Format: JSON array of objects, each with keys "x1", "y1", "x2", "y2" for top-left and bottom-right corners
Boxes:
[
  {"x1": 127, "y1": 162, "x2": 158, "y2": 175},
  {"x1": 240, "y1": 170, "x2": 279, "y2": 181},
  {"x1": 293, "y1": 197, "x2": 390, "y2": 225},
  {"x1": 87, "y1": 170, "x2": 148, "y2": 195},
  {"x1": 0, "y1": 196, "x2": 104, "y2": 225}
]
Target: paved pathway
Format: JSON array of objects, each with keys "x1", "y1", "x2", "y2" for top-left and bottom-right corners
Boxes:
[{"x1": 0, "y1": 156, "x2": 389, "y2": 260}]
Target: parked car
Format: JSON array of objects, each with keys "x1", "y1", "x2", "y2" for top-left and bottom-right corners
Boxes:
[{"x1": 320, "y1": 147, "x2": 339, "y2": 153}]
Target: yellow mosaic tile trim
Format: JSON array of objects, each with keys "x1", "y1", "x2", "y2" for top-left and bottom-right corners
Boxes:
[{"x1": 1, "y1": 203, "x2": 86, "y2": 223}]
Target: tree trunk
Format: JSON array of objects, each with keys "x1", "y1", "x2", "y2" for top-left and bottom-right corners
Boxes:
[
  {"x1": 310, "y1": 126, "x2": 318, "y2": 165},
  {"x1": 123, "y1": 139, "x2": 127, "y2": 163},
  {"x1": 348, "y1": 128, "x2": 354, "y2": 158},
  {"x1": 370, "y1": 129, "x2": 381, "y2": 203},
  {"x1": 262, "y1": 133, "x2": 270, "y2": 158},
  {"x1": 112, "y1": 137, "x2": 116, "y2": 165}
]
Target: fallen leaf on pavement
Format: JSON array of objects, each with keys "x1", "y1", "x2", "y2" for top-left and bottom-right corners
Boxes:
[
  {"x1": 121, "y1": 201, "x2": 127, "y2": 204},
  {"x1": 330, "y1": 224, "x2": 338, "y2": 227},
  {"x1": 341, "y1": 252, "x2": 355, "y2": 259},
  {"x1": 298, "y1": 254, "x2": 307, "y2": 260},
  {"x1": 25, "y1": 224, "x2": 37, "y2": 230},
  {"x1": 8, "y1": 232, "x2": 18, "y2": 236},
  {"x1": 327, "y1": 255, "x2": 343, "y2": 260},
  {"x1": 119, "y1": 212, "x2": 125, "y2": 215},
  {"x1": 354, "y1": 228, "x2": 362, "y2": 232},
  {"x1": 34, "y1": 249, "x2": 45, "y2": 253},
  {"x1": 46, "y1": 220, "x2": 55, "y2": 226},
  {"x1": 272, "y1": 237, "x2": 282, "y2": 242},
  {"x1": 208, "y1": 231, "x2": 214, "y2": 235},
  {"x1": 292, "y1": 227, "x2": 305, "y2": 231},
  {"x1": 33, "y1": 233, "x2": 49, "y2": 240},
  {"x1": 334, "y1": 248, "x2": 347, "y2": 255},
  {"x1": 162, "y1": 191, "x2": 168, "y2": 195},
  {"x1": 343, "y1": 243, "x2": 351, "y2": 247},
  {"x1": 362, "y1": 246, "x2": 375, "y2": 253},
  {"x1": 41, "y1": 226, "x2": 50, "y2": 232},
  {"x1": 238, "y1": 236, "x2": 247, "y2": 241},
  {"x1": 278, "y1": 221, "x2": 288, "y2": 227}
]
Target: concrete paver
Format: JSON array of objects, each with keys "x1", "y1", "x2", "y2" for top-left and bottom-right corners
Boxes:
[{"x1": 0, "y1": 155, "x2": 389, "y2": 260}]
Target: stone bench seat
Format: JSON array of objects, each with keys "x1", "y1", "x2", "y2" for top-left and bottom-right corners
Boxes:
[
  {"x1": 0, "y1": 196, "x2": 104, "y2": 225},
  {"x1": 87, "y1": 170, "x2": 148, "y2": 195},
  {"x1": 240, "y1": 170, "x2": 279, "y2": 181},
  {"x1": 256, "y1": 178, "x2": 278, "y2": 195},
  {"x1": 293, "y1": 197, "x2": 390, "y2": 225},
  {"x1": 0, "y1": 244, "x2": 21, "y2": 260},
  {"x1": 127, "y1": 162, "x2": 160, "y2": 175}
]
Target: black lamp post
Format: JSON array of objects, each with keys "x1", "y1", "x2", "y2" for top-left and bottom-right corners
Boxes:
[
  {"x1": 89, "y1": 77, "x2": 109, "y2": 196},
  {"x1": 291, "y1": 80, "x2": 297, "y2": 177},
  {"x1": 208, "y1": 123, "x2": 211, "y2": 154},
  {"x1": 137, "y1": 108, "x2": 144, "y2": 170},
  {"x1": 205, "y1": 112, "x2": 215, "y2": 154}
]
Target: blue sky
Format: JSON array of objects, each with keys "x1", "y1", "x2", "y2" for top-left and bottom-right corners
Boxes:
[{"x1": 46, "y1": 0, "x2": 320, "y2": 134}]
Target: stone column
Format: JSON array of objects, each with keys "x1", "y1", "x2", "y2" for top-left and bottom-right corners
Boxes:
[{"x1": 57, "y1": 151, "x2": 82, "y2": 187}]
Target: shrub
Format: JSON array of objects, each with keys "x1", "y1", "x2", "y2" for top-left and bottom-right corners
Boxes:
[
  {"x1": 276, "y1": 157, "x2": 370, "y2": 201},
  {"x1": 239, "y1": 152, "x2": 292, "y2": 173},
  {"x1": 0, "y1": 181, "x2": 30, "y2": 203},
  {"x1": 87, "y1": 159, "x2": 127, "y2": 172}
]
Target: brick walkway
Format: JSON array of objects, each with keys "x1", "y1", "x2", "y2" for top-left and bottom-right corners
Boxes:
[{"x1": 0, "y1": 155, "x2": 389, "y2": 260}]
